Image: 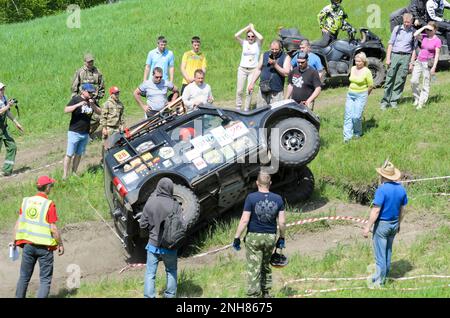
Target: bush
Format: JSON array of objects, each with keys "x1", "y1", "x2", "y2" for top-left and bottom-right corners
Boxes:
[{"x1": 0, "y1": 0, "x2": 110, "y2": 24}]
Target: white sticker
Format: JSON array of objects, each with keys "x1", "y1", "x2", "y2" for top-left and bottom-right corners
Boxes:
[
  {"x1": 162, "y1": 160, "x2": 173, "y2": 168},
  {"x1": 184, "y1": 148, "x2": 201, "y2": 161},
  {"x1": 190, "y1": 135, "x2": 212, "y2": 153},
  {"x1": 192, "y1": 157, "x2": 207, "y2": 170},
  {"x1": 211, "y1": 126, "x2": 234, "y2": 147},
  {"x1": 225, "y1": 121, "x2": 249, "y2": 140},
  {"x1": 122, "y1": 171, "x2": 139, "y2": 185},
  {"x1": 159, "y1": 147, "x2": 175, "y2": 159},
  {"x1": 136, "y1": 141, "x2": 155, "y2": 153}
]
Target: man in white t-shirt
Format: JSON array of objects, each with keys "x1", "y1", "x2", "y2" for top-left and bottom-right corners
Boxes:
[
  {"x1": 182, "y1": 69, "x2": 214, "y2": 112},
  {"x1": 234, "y1": 23, "x2": 263, "y2": 111}
]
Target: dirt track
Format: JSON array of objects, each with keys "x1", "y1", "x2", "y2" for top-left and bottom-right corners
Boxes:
[{"x1": 0, "y1": 200, "x2": 443, "y2": 298}]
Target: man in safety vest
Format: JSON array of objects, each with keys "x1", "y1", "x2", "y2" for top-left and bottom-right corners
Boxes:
[{"x1": 11, "y1": 176, "x2": 64, "y2": 298}]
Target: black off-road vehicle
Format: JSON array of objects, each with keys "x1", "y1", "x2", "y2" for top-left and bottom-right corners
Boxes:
[{"x1": 103, "y1": 99, "x2": 320, "y2": 253}]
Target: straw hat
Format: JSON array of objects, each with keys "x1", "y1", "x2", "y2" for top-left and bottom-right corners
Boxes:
[{"x1": 376, "y1": 160, "x2": 401, "y2": 181}]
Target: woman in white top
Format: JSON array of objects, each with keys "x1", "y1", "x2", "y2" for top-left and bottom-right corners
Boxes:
[{"x1": 235, "y1": 23, "x2": 263, "y2": 111}]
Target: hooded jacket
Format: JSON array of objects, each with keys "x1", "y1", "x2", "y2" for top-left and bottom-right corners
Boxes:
[{"x1": 140, "y1": 177, "x2": 182, "y2": 247}]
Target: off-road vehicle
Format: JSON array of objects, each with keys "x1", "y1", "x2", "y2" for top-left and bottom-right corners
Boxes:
[{"x1": 103, "y1": 98, "x2": 320, "y2": 253}]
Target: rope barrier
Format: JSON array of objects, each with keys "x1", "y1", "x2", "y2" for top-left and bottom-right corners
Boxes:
[
  {"x1": 290, "y1": 283, "x2": 450, "y2": 297},
  {"x1": 284, "y1": 274, "x2": 450, "y2": 287},
  {"x1": 86, "y1": 200, "x2": 125, "y2": 246},
  {"x1": 400, "y1": 176, "x2": 450, "y2": 184}
]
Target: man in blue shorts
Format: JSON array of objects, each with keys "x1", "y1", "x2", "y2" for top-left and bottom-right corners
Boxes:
[
  {"x1": 363, "y1": 161, "x2": 408, "y2": 287},
  {"x1": 233, "y1": 171, "x2": 286, "y2": 298},
  {"x1": 63, "y1": 83, "x2": 101, "y2": 180}
]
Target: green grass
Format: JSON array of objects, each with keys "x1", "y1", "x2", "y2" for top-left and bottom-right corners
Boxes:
[
  {"x1": 0, "y1": 0, "x2": 414, "y2": 143},
  {"x1": 67, "y1": 225, "x2": 450, "y2": 298}
]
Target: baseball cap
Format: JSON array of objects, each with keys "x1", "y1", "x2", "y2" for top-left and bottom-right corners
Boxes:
[
  {"x1": 37, "y1": 176, "x2": 56, "y2": 187},
  {"x1": 81, "y1": 83, "x2": 96, "y2": 93},
  {"x1": 296, "y1": 51, "x2": 309, "y2": 60},
  {"x1": 84, "y1": 53, "x2": 95, "y2": 62},
  {"x1": 0, "y1": 82, "x2": 6, "y2": 89},
  {"x1": 109, "y1": 86, "x2": 120, "y2": 95}
]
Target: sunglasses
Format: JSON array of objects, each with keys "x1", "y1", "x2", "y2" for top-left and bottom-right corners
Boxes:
[
  {"x1": 154, "y1": 75, "x2": 163, "y2": 79},
  {"x1": 247, "y1": 35, "x2": 255, "y2": 38}
]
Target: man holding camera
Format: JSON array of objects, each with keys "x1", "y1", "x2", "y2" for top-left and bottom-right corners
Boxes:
[
  {"x1": 71, "y1": 53, "x2": 105, "y2": 140},
  {"x1": 63, "y1": 83, "x2": 101, "y2": 180},
  {"x1": 248, "y1": 40, "x2": 291, "y2": 107},
  {"x1": 0, "y1": 82, "x2": 24, "y2": 177}
]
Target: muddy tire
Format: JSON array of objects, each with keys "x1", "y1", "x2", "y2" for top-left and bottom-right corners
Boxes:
[
  {"x1": 281, "y1": 167, "x2": 315, "y2": 205},
  {"x1": 367, "y1": 57, "x2": 385, "y2": 88},
  {"x1": 173, "y1": 184, "x2": 200, "y2": 230},
  {"x1": 270, "y1": 117, "x2": 320, "y2": 167}
]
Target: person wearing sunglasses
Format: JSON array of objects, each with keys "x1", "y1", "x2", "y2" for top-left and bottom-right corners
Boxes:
[
  {"x1": 234, "y1": 23, "x2": 264, "y2": 111},
  {"x1": 134, "y1": 67, "x2": 179, "y2": 118},
  {"x1": 410, "y1": 21, "x2": 442, "y2": 109},
  {"x1": 285, "y1": 51, "x2": 322, "y2": 110}
]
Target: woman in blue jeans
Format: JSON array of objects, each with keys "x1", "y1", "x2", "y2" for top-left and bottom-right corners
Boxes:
[
  {"x1": 343, "y1": 52, "x2": 373, "y2": 143},
  {"x1": 363, "y1": 161, "x2": 408, "y2": 287}
]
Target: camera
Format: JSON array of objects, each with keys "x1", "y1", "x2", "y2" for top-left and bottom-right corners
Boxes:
[{"x1": 9, "y1": 98, "x2": 18, "y2": 105}]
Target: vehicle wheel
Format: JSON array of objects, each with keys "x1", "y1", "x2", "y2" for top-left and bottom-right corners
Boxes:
[
  {"x1": 173, "y1": 184, "x2": 200, "y2": 230},
  {"x1": 281, "y1": 167, "x2": 315, "y2": 205},
  {"x1": 270, "y1": 117, "x2": 320, "y2": 167},
  {"x1": 367, "y1": 57, "x2": 385, "y2": 88}
]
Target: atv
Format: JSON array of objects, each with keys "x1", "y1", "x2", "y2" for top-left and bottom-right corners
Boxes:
[
  {"x1": 103, "y1": 98, "x2": 320, "y2": 254},
  {"x1": 279, "y1": 26, "x2": 387, "y2": 87}
]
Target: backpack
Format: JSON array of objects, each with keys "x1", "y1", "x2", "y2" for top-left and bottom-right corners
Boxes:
[{"x1": 159, "y1": 200, "x2": 186, "y2": 250}]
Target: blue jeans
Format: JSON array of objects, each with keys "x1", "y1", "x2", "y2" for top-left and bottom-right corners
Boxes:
[
  {"x1": 16, "y1": 244, "x2": 54, "y2": 298},
  {"x1": 143, "y1": 250, "x2": 177, "y2": 298},
  {"x1": 372, "y1": 220, "x2": 399, "y2": 285},
  {"x1": 343, "y1": 91, "x2": 368, "y2": 142}
]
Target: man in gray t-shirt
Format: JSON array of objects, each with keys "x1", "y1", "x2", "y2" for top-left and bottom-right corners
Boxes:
[{"x1": 134, "y1": 67, "x2": 178, "y2": 118}]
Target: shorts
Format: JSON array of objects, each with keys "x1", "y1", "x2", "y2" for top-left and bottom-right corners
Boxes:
[{"x1": 66, "y1": 131, "x2": 89, "y2": 156}]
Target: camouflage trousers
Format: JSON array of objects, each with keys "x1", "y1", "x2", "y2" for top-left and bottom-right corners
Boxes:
[
  {"x1": 245, "y1": 232, "x2": 276, "y2": 297},
  {"x1": 89, "y1": 113, "x2": 101, "y2": 136},
  {"x1": 0, "y1": 126, "x2": 17, "y2": 175}
]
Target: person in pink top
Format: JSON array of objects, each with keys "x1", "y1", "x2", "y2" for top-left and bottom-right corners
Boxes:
[{"x1": 410, "y1": 21, "x2": 442, "y2": 109}]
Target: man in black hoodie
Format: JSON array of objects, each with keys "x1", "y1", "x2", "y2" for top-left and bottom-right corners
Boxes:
[{"x1": 140, "y1": 177, "x2": 181, "y2": 298}]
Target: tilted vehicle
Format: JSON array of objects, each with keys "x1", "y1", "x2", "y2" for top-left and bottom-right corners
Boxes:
[
  {"x1": 279, "y1": 26, "x2": 387, "y2": 87},
  {"x1": 103, "y1": 99, "x2": 320, "y2": 253}
]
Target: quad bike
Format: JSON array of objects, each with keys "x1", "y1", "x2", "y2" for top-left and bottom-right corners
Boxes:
[{"x1": 279, "y1": 26, "x2": 387, "y2": 87}]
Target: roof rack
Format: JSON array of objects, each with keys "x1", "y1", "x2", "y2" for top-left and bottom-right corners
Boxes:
[{"x1": 107, "y1": 97, "x2": 186, "y2": 148}]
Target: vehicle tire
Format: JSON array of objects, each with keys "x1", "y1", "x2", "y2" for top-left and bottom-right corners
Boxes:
[
  {"x1": 173, "y1": 184, "x2": 200, "y2": 230},
  {"x1": 367, "y1": 57, "x2": 385, "y2": 88},
  {"x1": 282, "y1": 166, "x2": 315, "y2": 205},
  {"x1": 270, "y1": 117, "x2": 320, "y2": 167}
]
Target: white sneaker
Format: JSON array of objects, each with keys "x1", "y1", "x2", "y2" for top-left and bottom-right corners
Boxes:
[
  {"x1": 413, "y1": 99, "x2": 419, "y2": 106},
  {"x1": 416, "y1": 104, "x2": 423, "y2": 110}
]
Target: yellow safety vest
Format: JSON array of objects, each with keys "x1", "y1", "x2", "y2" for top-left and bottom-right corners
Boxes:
[{"x1": 16, "y1": 196, "x2": 57, "y2": 247}]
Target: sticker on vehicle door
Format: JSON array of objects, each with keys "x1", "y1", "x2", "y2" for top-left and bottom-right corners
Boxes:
[
  {"x1": 190, "y1": 135, "x2": 212, "y2": 153},
  {"x1": 113, "y1": 149, "x2": 131, "y2": 163},
  {"x1": 122, "y1": 171, "x2": 139, "y2": 185},
  {"x1": 225, "y1": 121, "x2": 249, "y2": 140},
  {"x1": 159, "y1": 147, "x2": 175, "y2": 159},
  {"x1": 203, "y1": 149, "x2": 223, "y2": 165},
  {"x1": 211, "y1": 126, "x2": 233, "y2": 147},
  {"x1": 192, "y1": 157, "x2": 207, "y2": 170}
]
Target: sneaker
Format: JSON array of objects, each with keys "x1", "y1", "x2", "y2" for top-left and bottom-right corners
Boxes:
[
  {"x1": 262, "y1": 292, "x2": 273, "y2": 298},
  {"x1": 380, "y1": 103, "x2": 388, "y2": 110},
  {"x1": 416, "y1": 104, "x2": 423, "y2": 110},
  {"x1": 413, "y1": 99, "x2": 419, "y2": 106},
  {"x1": 390, "y1": 102, "x2": 398, "y2": 109}
]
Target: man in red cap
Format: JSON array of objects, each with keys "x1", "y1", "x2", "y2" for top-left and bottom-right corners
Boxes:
[
  {"x1": 11, "y1": 175, "x2": 64, "y2": 298},
  {"x1": 100, "y1": 86, "x2": 125, "y2": 149}
]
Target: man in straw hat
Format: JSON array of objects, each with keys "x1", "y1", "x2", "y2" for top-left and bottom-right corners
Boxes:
[{"x1": 363, "y1": 160, "x2": 408, "y2": 287}]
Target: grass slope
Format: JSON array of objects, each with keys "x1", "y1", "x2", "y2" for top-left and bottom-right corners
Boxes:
[{"x1": 0, "y1": 0, "x2": 411, "y2": 143}]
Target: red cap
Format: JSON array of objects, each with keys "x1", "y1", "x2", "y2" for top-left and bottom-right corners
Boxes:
[
  {"x1": 37, "y1": 176, "x2": 56, "y2": 187},
  {"x1": 109, "y1": 86, "x2": 120, "y2": 95}
]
